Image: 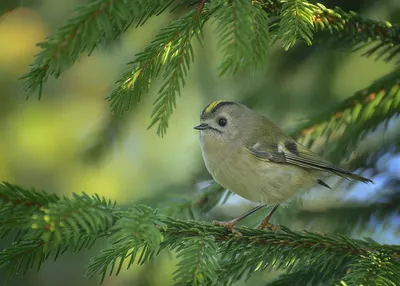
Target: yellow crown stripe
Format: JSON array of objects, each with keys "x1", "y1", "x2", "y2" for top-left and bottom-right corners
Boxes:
[{"x1": 204, "y1": 100, "x2": 229, "y2": 114}]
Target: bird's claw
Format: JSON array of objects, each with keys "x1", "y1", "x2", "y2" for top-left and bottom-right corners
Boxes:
[
  {"x1": 213, "y1": 220, "x2": 243, "y2": 237},
  {"x1": 257, "y1": 220, "x2": 279, "y2": 232}
]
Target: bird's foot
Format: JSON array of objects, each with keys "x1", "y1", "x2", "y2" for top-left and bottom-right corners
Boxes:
[
  {"x1": 213, "y1": 220, "x2": 243, "y2": 237},
  {"x1": 257, "y1": 222, "x2": 278, "y2": 232},
  {"x1": 256, "y1": 218, "x2": 279, "y2": 232},
  {"x1": 256, "y1": 205, "x2": 279, "y2": 232}
]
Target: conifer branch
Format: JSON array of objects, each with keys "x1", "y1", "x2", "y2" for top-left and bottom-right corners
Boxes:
[
  {"x1": 266, "y1": 270, "x2": 341, "y2": 286},
  {"x1": 32, "y1": 193, "x2": 116, "y2": 250},
  {"x1": 158, "y1": 220, "x2": 400, "y2": 259},
  {"x1": 103, "y1": 213, "x2": 400, "y2": 285},
  {"x1": 171, "y1": 236, "x2": 220, "y2": 285},
  {"x1": 2, "y1": 183, "x2": 399, "y2": 284},
  {"x1": 340, "y1": 250, "x2": 400, "y2": 285},
  {"x1": 264, "y1": 1, "x2": 400, "y2": 61},
  {"x1": 86, "y1": 205, "x2": 164, "y2": 283},
  {"x1": 87, "y1": 208, "x2": 400, "y2": 284},
  {"x1": 311, "y1": 4, "x2": 400, "y2": 62},
  {"x1": 251, "y1": 2, "x2": 271, "y2": 71},
  {"x1": 20, "y1": 0, "x2": 400, "y2": 136},
  {"x1": 212, "y1": 0, "x2": 270, "y2": 75},
  {"x1": 288, "y1": 69, "x2": 400, "y2": 158},
  {"x1": 21, "y1": 0, "x2": 175, "y2": 99},
  {"x1": 148, "y1": 9, "x2": 208, "y2": 136},
  {"x1": 0, "y1": 182, "x2": 60, "y2": 239},
  {"x1": 0, "y1": 240, "x2": 47, "y2": 284},
  {"x1": 108, "y1": 5, "x2": 209, "y2": 136},
  {"x1": 0, "y1": 182, "x2": 116, "y2": 280},
  {"x1": 277, "y1": 0, "x2": 315, "y2": 50}
]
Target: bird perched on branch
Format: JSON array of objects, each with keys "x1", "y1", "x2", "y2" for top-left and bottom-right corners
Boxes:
[{"x1": 194, "y1": 100, "x2": 373, "y2": 235}]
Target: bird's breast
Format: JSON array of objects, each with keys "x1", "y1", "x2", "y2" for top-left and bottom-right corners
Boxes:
[
  {"x1": 199, "y1": 134, "x2": 230, "y2": 179},
  {"x1": 200, "y1": 138, "x2": 315, "y2": 204}
]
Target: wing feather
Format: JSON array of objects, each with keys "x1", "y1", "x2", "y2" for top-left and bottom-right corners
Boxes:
[{"x1": 247, "y1": 139, "x2": 373, "y2": 184}]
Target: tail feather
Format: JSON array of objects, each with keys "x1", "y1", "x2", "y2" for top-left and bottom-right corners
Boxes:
[{"x1": 330, "y1": 168, "x2": 373, "y2": 184}]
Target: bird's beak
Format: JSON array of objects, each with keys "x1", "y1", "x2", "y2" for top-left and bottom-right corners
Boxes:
[{"x1": 193, "y1": 123, "x2": 209, "y2": 130}]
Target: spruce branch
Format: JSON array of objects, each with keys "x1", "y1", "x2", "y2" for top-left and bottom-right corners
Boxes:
[
  {"x1": 87, "y1": 207, "x2": 400, "y2": 285},
  {"x1": 250, "y1": 1, "x2": 271, "y2": 72},
  {"x1": 0, "y1": 237, "x2": 97, "y2": 283},
  {"x1": 86, "y1": 206, "x2": 164, "y2": 283},
  {"x1": 211, "y1": 0, "x2": 270, "y2": 75},
  {"x1": 108, "y1": 5, "x2": 209, "y2": 136},
  {"x1": 265, "y1": 270, "x2": 338, "y2": 286},
  {"x1": 21, "y1": 0, "x2": 175, "y2": 99},
  {"x1": 0, "y1": 182, "x2": 60, "y2": 239},
  {"x1": 340, "y1": 250, "x2": 400, "y2": 286},
  {"x1": 277, "y1": 0, "x2": 315, "y2": 50},
  {"x1": 311, "y1": 4, "x2": 400, "y2": 63},
  {"x1": 30, "y1": 192, "x2": 116, "y2": 251},
  {"x1": 20, "y1": 0, "x2": 400, "y2": 136},
  {"x1": 0, "y1": 240, "x2": 47, "y2": 284},
  {"x1": 288, "y1": 69, "x2": 400, "y2": 159},
  {"x1": 0, "y1": 182, "x2": 116, "y2": 281},
  {"x1": 103, "y1": 211, "x2": 400, "y2": 285},
  {"x1": 171, "y1": 236, "x2": 220, "y2": 285},
  {"x1": 161, "y1": 221, "x2": 400, "y2": 285},
  {"x1": 263, "y1": 1, "x2": 400, "y2": 61},
  {"x1": 0, "y1": 182, "x2": 59, "y2": 207},
  {"x1": 1, "y1": 184, "x2": 399, "y2": 284}
]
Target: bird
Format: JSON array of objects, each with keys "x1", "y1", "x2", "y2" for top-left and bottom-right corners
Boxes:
[{"x1": 193, "y1": 100, "x2": 373, "y2": 235}]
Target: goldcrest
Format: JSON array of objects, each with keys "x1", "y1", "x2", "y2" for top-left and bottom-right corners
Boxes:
[{"x1": 194, "y1": 100, "x2": 373, "y2": 233}]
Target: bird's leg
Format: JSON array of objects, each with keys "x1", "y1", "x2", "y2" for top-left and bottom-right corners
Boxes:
[
  {"x1": 213, "y1": 205, "x2": 265, "y2": 237},
  {"x1": 257, "y1": 204, "x2": 279, "y2": 231}
]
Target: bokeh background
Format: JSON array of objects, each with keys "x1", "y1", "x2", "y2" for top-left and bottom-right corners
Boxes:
[{"x1": 0, "y1": 0, "x2": 399, "y2": 285}]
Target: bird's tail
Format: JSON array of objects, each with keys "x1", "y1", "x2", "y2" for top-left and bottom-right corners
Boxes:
[{"x1": 330, "y1": 168, "x2": 374, "y2": 184}]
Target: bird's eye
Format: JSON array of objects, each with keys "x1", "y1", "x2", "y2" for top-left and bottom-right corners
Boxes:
[{"x1": 218, "y1": 118, "x2": 227, "y2": 127}]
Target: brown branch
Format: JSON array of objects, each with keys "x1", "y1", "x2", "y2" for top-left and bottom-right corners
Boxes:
[
  {"x1": 196, "y1": 0, "x2": 206, "y2": 17},
  {"x1": 0, "y1": 194, "x2": 42, "y2": 207}
]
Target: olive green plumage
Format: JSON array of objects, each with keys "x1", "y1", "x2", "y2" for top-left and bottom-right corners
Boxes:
[{"x1": 194, "y1": 100, "x2": 372, "y2": 206}]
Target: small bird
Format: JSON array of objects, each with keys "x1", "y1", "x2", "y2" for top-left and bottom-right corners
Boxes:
[{"x1": 194, "y1": 100, "x2": 373, "y2": 234}]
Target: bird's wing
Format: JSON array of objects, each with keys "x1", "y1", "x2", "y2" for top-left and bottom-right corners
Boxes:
[{"x1": 246, "y1": 138, "x2": 373, "y2": 184}]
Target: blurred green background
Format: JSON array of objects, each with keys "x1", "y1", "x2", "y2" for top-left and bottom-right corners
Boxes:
[{"x1": 0, "y1": 0, "x2": 399, "y2": 285}]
